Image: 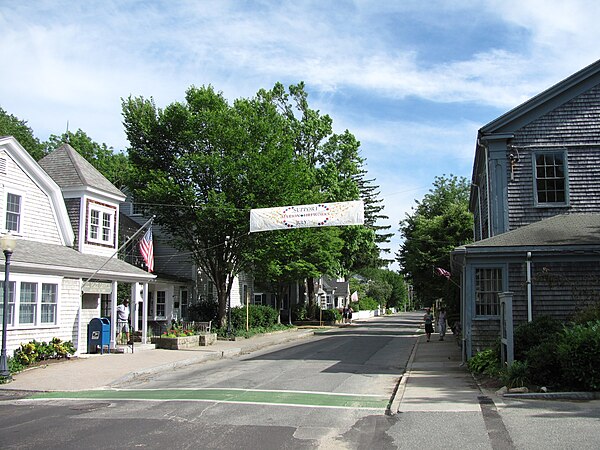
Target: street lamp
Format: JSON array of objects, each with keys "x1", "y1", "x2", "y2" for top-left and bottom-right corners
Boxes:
[{"x1": 1, "y1": 232, "x2": 17, "y2": 379}]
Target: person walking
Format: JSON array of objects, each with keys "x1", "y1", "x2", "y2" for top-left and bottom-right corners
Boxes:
[
  {"x1": 423, "y1": 308, "x2": 434, "y2": 342},
  {"x1": 438, "y1": 307, "x2": 447, "y2": 341}
]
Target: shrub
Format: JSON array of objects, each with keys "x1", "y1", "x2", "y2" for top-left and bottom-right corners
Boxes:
[
  {"x1": 358, "y1": 296, "x2": 379, "y2": 311},
  {"x1": 571, "y1": 301, "x2": 600, "y2": 325},
  {"x1": 321, "y1": 308, "x2": 341, "y2": 323},
  {"x1": 11, "y1": 338, "x2": 76, "y2": 372},
  {"x1": 500, "y1": 360, "x2": 529, "y2": 388},
  {"x1": 230, "y1": 305, "x2": 279, "y2": 331},
  {"x1": 514, "y1": 315, "x2": 563, "y2": 361},
  {"x1": 292, "y1": 304, "x2": 308, "y2": 321},
  {"x1": 468, "y1": 348, "x2": 500, "y2": 376},
  {"x1": 523, "y1": 340, "x2": 563, "y2": 388},
  {"x1": 188, "y1": 300, "x2": 219, "y2": 322},
  {"x1": 557, "y1": 320, "x2": 600, "y2": 391},
  {"x1": 349, "y1": 301, "x2": 360, "y2": 312}
]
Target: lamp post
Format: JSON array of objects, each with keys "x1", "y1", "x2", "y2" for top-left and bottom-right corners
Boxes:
[
  {"x1": 224, "y1": 236, "x2": 231, "y2": 339},
  {"x1": 1, "y1": 232, "x2": 17, "y2": 379}
]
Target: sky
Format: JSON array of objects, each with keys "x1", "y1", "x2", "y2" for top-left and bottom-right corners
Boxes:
[{"x1": 2, "y1": 0, "x2": 600, "y2": 270}]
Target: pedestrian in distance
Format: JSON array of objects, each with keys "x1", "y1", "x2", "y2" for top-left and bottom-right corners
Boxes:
[
  {"x1": 348, "y1": 306, "x2": 353, "y2": 324},
  {"x1": 423, "y1": 308, "x2": 434, "y2": 342},
  {"x1": 342, "y1": 306, "x2": 348, "y2": 324},
  {"x1": 117, "y1": 299, "x2": 131, "y2": 344},
  {"x1": 438, "y1": 307, "x2": 447, "y2": 341}
]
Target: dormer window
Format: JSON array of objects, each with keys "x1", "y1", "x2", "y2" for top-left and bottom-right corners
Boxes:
[
  {"x1": 533, "y1": 151, "x2": 569, "y2": 206},
  {"x1": 87, "y1": 200, "x2": 116, "y2": 246}
]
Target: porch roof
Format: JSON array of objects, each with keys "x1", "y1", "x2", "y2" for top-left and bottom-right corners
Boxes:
[
  {"x1": 1, "y1": 238, "x2": 156, "y2": 283},
  {"x1": 456, "y1": 213, "x2": 600, "y2": 252}
]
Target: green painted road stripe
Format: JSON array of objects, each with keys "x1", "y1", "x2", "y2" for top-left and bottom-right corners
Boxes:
[{"x1": 29, "y1": 388, "x2": 388, "y2": 410}]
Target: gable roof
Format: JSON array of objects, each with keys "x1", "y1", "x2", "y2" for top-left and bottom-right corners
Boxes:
[
  {"x1": 461, "y1": 213, "x2": 600, "y2": 249},
  {"x1": 480, "y1": 59, "x2": 600, "y2": 137},
  {"x1": 38, "y1": 143, "x2": 125, "y2": 201},
  {"x1": 0, "y1": 136, "x2": 74, "y2": 246}
]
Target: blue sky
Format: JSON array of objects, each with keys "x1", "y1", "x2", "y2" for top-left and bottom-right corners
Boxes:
[{"x1": 2, "y1": 1, "x2": 600, "y2": 269}]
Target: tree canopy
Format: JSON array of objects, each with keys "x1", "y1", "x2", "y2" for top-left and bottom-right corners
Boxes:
[
  {"x1": 122, "y1": 83, "x2": 377, "y2": 325},
  {"x1": 396, "y1": 174, "x2": 472, "y2": 312},
  {"x1": 0, "y1": 106, "x2": 45, "y2": 160}
]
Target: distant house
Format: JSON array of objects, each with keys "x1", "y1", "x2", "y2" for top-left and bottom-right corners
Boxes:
[
  {"x1": 452, "y1": 59, "x2": 600, "y2": 357},
  {"x1": 0, "y1": 137, "x2": 154, "y2": 354}
]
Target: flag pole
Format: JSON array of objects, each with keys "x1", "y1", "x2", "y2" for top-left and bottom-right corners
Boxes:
[{"x1": 81, "y1": 215, "x2": 155, "y2": 288}]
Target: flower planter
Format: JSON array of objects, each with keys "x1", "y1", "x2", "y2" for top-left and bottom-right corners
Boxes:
[
  {"x1": 199, "y1": 333, "x2": 217, "y2": 346},
  {"x1": 153, "y1": 335, "x2": 199, "y2": 350}
]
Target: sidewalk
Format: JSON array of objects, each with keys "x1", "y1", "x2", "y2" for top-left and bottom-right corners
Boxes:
[
  {"x1": 0, "y1": 328, "x2": 316, "y2": 393},
  {"x1": 392, "y1": 331, "x2": 483, "y2": 414}
]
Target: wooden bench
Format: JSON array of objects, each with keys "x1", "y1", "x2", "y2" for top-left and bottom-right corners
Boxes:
[
  {"x1": 181, "y1": 320, "x2": 212, "y2": 334},
  {"x1": 197, "y1": 321, "x2": 212, "y2": 333}
]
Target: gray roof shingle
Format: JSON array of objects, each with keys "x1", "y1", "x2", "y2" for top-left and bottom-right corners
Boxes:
[
  {"x1": 4, "y1": 239, "x2": 154, "y2": 282},
  {"x1": 465, "y1": 213, "x2": 600, "y2": 248},
  {"x1": 38, "y1": 143, "x2": 124, "y2": 197}
]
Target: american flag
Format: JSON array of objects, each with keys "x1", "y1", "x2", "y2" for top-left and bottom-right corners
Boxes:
[
  {"x1": 140, "y1": 226, "x2": 154, "y2": 272},
  {"x1": 435, "y1": 267, "x2": 451, "y2": 279}
]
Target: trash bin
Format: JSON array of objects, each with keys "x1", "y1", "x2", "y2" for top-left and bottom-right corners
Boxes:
[{"x1": 88, "y1": 317, "x2": 110, "y2": 354}]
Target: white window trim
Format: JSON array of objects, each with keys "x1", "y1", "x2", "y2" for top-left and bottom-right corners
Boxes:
[
  {"x1": 86, "y1": 201, "x2": 116, "y2": 246},
  {"x1": 0, "y1": 274, "x2": 62, "y2": 329},
  {"x1": 532, "y1": 150, "x2": 570, "y2": 207},
  {"x1": 473, "y1": 265, "x2": 506, "y2": 318},
  {"x1": 254, "y1": 293, "x2": 264, "y2": 305},
  {"x1": 155, "y1": 291, "x2": 166, "y2": 319},
  {"x1": 2, "y1": 187, "x2": 26, "y2": 235}
]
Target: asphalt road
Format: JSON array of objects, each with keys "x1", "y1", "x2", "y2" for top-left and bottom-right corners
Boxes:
[
  {"x1": 0, "y1": 314, "x2": 420, "y2": 449},
  {"x1": 2, "y1": 312, "x2": 599, "y2": 449}
]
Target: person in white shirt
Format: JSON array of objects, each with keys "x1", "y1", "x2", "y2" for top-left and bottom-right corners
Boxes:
[{"x1": 117, "y1": 299, "x2": 130, "y2": 343}]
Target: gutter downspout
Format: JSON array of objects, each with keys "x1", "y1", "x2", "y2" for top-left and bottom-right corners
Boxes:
[
  {"x1": 526, "y1": 252, "x2": 533, "y2": 322},
  {"x1": 472, "y1": 184, "x2": 483, "y2": 240},
  {"x1": 484, "y1": 145, "x2": 492, "y2": 238}
]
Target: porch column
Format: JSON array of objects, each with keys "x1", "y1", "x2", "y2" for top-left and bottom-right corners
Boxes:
[
  {"x1": 130, "y1": 282, "x2": 142, "y2": 332},
  {"x1": 110, "y1": 280, "x2": 118, "y2": 349},
  {"x1": 142, "y1": 282, "x2": 148, "y2": 344}
]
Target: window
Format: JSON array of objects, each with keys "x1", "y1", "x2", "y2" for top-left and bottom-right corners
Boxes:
[
  {"x1": 87, "y1": 201, "x2": 115, "y2": 245},
  {"x1": 0, "y1": 281, "x2": 15, "y2": 325},
  {"x1": 101, "y1": 294, "x2": 111, "y2": 318},
  {"x1": 534, "y1": 152, "x2": 568, "y2": 205},
  {"x1": 180, "y1": 289, "x2": 189, "y2": 319},
  {"x1": 1, "y1": 277, "x2": 59, "y2": 327},
  {"x1": 41, "y1": 283, "x2": 58, "y2": 324},
  {"x1": 156, "y1": 291, "x2": 166, "y2": 318},
  {"x1": 475, "y1": 268, "x2": 502, "y2": 316},
  {"x1": 5, "y1": 192, "x2": 22, "y2": 232},
  {"x1": 254, "y1": 293, "x2": 264, "y2": 305},
  {"x1": 19, "y1": 282, "x2": 37, "y2": 324}
]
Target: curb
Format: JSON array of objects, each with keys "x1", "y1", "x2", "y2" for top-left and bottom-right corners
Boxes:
[
  {"x1": 502, "y1": 391, "x2": 600, "y2": 401},
  {"x1": 387, "y1": 334, "x2": 420, "y2": 415}
]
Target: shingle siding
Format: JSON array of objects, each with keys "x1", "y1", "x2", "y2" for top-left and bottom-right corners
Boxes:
[
  {"x1": 65, "y1": 198, "x2": 81, "y2": 248},
  {"x1": 2, "y1": 149, "x2": 63, "y2": 245},
  {"x1": 507, "y1": 85, "x2": 600, "y2": 230}
]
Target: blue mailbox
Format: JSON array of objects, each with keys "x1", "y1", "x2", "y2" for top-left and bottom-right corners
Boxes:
[{"x1": 88, "y1": 317, "x2": 111, "y2": 354}]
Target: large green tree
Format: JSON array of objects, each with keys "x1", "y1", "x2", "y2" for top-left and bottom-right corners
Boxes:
[
  {"x1": 397, "y1": 174, "x2": 472, "y2": 312},
  {"x1": 123, "y1": 84, "x2": 333, "y2": 326},
  {"x1": 250, "y1": 83, "x2": 371, "y2": 304},
  {"x1": 0, "y1": 107, "x2": 45, "y2": 159}
]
